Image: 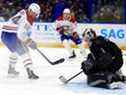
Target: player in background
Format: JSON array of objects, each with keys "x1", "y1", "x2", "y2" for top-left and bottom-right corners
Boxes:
[
  {"x1": 56, "y1": 8, "x2": 86, "y2": 59},
  {"x1": 81, "y1": 28, "x2": 126, "y2": 89},
  {"x1": 1, "y1": 3, "x2": 40, "y2": 79}
]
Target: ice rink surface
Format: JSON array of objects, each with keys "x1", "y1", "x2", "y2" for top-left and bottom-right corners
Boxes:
[{"x1": 0, "y1": 47, "x2": 126, "y2": 95}]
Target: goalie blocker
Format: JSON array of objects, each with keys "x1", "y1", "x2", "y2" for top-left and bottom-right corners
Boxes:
[{"x1": 81, "y1": 28, "x2": 126, "y2": 89}]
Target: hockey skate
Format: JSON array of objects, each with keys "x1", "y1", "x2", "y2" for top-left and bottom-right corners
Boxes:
[
  {"x1": 8, "y1": 65, "x2": 19, "y2": 78},
  {"x1": 26, "y1": 68, "x2": 39, "y2": 79},
  {"x1": 69, "y1": 51, "x2": 76, "y2": 59}
]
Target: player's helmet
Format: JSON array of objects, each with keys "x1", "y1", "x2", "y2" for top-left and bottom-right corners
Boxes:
[
  {"x1": 28, "y1": 3, "x2": 40, "y2": 17},
  {"x1": 63, "y1": 8, "x2": 71, "y2": 14},
  {"x1": 82, "y1": 28, "x2": 96, "y2": 41}
]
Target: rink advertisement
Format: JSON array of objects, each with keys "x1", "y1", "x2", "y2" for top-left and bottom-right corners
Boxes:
[
  {"x1": 77, "y1": 23, "x2": 126, "y2": 49},
  {"x1": 0, "y1": 22, "x2": 126, "y2": 49},
  {"x1": 33, "y1": 23, "x2": 126, "y2": 49}
]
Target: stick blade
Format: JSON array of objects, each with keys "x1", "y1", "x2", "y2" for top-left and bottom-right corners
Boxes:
[
  {"x1": 59, "y1": 76, "x2": 68, "y2": 84},
  {"x1": 51, "y1": 58, "x2": 65, "y2": 65}
]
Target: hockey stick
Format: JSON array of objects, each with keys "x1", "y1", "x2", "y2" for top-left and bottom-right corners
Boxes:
[
  {"x1": 36, "y1": 48, "x2": 65, "y2": 65},
  {"x1": 59, "y1": 70, "x2": 83, "y2": 84}
]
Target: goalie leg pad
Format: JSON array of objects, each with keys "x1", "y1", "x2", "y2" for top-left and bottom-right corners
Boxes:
[{"x1": 87, "y1": 72, "x2": 109, "y2": 88}]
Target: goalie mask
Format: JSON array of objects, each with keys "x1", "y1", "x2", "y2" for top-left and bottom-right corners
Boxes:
[{"x1": 82, "y1": 28, "x2": 96, "y2": 42}]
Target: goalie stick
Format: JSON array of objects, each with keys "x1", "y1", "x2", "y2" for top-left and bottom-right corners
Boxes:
[
  {"x1": 59, "y1": 71, "x2": 83, "y2": 84},
  {"x1": 36, "y1": 48, "x2": 65, "y2": 65}
]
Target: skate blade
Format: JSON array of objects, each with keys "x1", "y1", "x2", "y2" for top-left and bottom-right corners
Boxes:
[
  {"x1": 28, "y1": 76, "x2": 39, "y2": 80},
  {"x1": 7, "y1": 74, "x2": 19, "y2": 78}
]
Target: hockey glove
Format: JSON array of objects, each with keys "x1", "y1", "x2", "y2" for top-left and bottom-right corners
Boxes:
[
  {"x1": 72, "y1": 32, "x2": 79, "y2": 40},
  {"x1": 25, "y1": 38, "x2": 37, "y2": 50},
  {"x1": 81, "y1": 54, "x2": 94, "y2": 74},
  {"x1": 57, "y1": 26, "x2": 70, "y2": 36}
]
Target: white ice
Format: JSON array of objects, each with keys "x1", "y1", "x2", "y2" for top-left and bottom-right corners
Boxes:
[{"x1": 0, "y1": 47, "x2": 126, "y2": 95}]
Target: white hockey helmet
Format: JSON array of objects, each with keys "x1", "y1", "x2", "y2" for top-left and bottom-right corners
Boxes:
[
  {"x1": 28, "y1": 3, "x2": 40, "y2": 17},
  {"x1": 63, "y1": 8, "x2": 71, "y2": 14}
]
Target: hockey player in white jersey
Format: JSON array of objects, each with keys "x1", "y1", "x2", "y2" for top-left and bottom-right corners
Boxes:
[
  {"x1": 56, "y1": 8, "x2": 86, "y2": 59},
  {"x1": 1, "y1": 3, "x2": 40, "y2": 79}
]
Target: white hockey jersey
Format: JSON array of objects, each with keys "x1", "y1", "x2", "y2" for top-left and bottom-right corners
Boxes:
[
  {"x1": 2, "y1": 9, "x2": 35, "y2": 41},
  {"x1": 56, "y1": 16, "x2": 77, "y2": 34}
]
